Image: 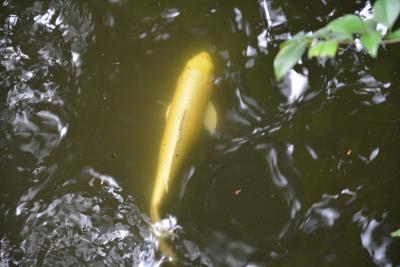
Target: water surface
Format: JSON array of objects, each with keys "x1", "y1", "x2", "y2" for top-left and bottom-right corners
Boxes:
[{"x1": 1, "y1": 0, "x2": 400, "y2": 266}]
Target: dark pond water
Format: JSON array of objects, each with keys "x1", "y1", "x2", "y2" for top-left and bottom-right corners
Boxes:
[{"x1": 1, "y1": 0, "x2": 400, "y2": 266}]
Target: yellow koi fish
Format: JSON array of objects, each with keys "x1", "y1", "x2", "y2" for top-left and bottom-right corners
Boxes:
[{"x1": 151, "y1": 51, "x2": 216, "y2": 223}]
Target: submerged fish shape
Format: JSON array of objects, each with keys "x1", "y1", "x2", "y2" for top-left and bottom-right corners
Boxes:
[{"x1": 150, "y1": 52, "x2": 216, "y2": 224}]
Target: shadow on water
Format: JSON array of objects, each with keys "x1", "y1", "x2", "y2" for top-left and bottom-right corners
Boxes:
[{"x1": 1, "y1": 0, "x2": 400, "y2": 266}]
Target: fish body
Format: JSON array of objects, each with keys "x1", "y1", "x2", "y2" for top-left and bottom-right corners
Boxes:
[{"x1": 150, "y1": 52, "x2": 214, "y2": 223}]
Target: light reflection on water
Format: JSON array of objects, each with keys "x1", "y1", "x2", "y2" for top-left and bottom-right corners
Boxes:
[
  {"x1": 1, "y1": 0, "x2": 400, "y2": 266},
  {"x1": 15, "y1": 168, "x2": 157, "y2": 266}
]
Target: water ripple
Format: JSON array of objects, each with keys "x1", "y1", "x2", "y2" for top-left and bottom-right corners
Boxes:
[{"x1": 15, "y1": 168, "x2": 156, "y2": 266}]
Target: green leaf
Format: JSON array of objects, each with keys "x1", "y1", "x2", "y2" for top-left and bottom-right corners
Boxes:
[
  {"x1": 292, "y1": 31, "x2": 306, "y2": 40},
  {"x1": 391, "y1": 229, "x2": 400, "y2": 237},
  {"x1": 313, "y1": 27, "x2": 331, "y2": 39},
  {"x1": 360, "y1": 31, "x2": 382, "y2": 57},
  {"x1": 374, "y1": 0, "x2": 400, "y2": 28},
  {"x1": 387, "y1": 28, "x2": 400, "y2": 40},
  {"x1": 365, "y1": 19, "x2": 378, "y2": 29},
  {"x1": 308, "y1": 40, "x2": 339, "y2": 58},
  {"x1": 327, "y1": 15, "x2": 369, "y2": 34},
  {"x1": 274, "y1": 40, "x2": 307, "y2": 80},
  {"x1": 331, "y1": 31, "x2": 354, "y2": 41},
  {"x1": 279, "y1": 31, "x2": 305, "y2": 49}
]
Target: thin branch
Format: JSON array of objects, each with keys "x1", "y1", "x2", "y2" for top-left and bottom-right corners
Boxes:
[{"x1": 381, "y1": 38, "x2": 400, "y2": 45}]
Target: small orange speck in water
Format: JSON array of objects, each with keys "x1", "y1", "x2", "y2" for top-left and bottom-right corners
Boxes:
[{"x1": 234, "y1": 189, "x2": 242, "y2": 196}]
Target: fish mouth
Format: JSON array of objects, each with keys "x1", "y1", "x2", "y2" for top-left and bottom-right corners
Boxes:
[
  {"x1": 187, "y1": 51, "x2": 213, "y2": 71},
  {"x1": 196, "y1": 51, "x2": 211, "y2": 61}
]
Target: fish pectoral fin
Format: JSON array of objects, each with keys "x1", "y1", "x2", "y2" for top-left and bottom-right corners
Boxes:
[
  {"x1": 204, "y1": 102, "x2": 217, "y2": 135},
  {"x1": 166, "y1": 104, "x2": 171, "y2": 119}
]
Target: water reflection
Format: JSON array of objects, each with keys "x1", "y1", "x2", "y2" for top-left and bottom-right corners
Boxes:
[
  {"x1": 279, "y1": 70, "x2": 308, "y2": 104},
  {"x1": 258, "y1": 0, "x2": 287, "y2": 28},
  {"x1": 11, "y1": 110, "x2": 67, "y2": 161},
  {"x1": 1, "y1": 0, "x2": 400, "y2": 266},
  {"x1": 354, "y1": 211, "x2": 395, "y2": 267},
  {"x1": 300, "y1": 189, "x2": 357, "y2": 233},
  {"x1": 16, "y1": 167, "x2": 157, "y2": 266},
  {"x1": 226, "y1": 88, "x2": 265, "y2": 128},
  {"x1": 177, "y1": 99, "x2": 302, "y2": 262},
  {"x1": 203, "y1": 230, "x2": 256, "y2": 266}
]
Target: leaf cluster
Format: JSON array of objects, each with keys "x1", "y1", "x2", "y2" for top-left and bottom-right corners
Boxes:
[{"x1": 274, "y1": 0, "x2": 400, "y2": 80}]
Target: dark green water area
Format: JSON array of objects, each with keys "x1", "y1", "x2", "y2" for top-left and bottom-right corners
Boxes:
[{"x1": 1, "y1": 0, "x2": 400, "y2": 266}]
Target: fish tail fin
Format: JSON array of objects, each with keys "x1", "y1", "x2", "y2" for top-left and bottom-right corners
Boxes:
[
  {"x1": 158, "y1": 238, "x2": 177, "y2": 262},
  {"x1": 150, "y1": 204, "x2": 178, "y2": 262}
]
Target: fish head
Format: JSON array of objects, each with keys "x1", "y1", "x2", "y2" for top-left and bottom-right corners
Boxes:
[{"x1": 187, "y1": 52, "x2": 213, "y2": 78}]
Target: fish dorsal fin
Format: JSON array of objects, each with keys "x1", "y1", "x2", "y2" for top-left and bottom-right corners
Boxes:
[
  {"x1": 204, "y1": 102, "x2": 217, "y2": 135},
  {"x1": 166, "y1": 104, "x2": 171, "y2": 119}
]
